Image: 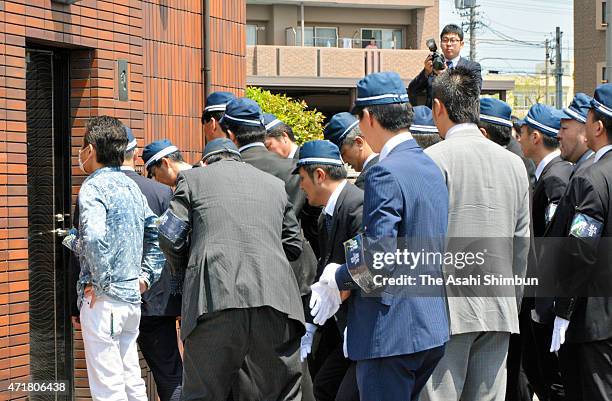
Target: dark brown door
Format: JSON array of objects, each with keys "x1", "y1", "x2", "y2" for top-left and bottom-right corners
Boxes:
[{"x1": 26, "y1": 47, "x2": 73, "y2": 400}]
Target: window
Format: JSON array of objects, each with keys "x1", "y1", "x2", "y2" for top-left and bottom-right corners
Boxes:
[
  {"x1": 247, "y1": 25, "x2": 258, "y2": 46},
  {"x1": 296, "y1": 27, "x2": 337, "y2": 47},
  {"x1": 598, "y1": 0, "x2": 607, "y2": 30},
  {"x1": 361, "y1": 28, "x2": 403, "y2": 49},
  {"x1": 604, "y1": 1, "x2": 608, "y2": 25},
  {"x1": 315, "y1": 27, "x2": 338, "y2": 47}
]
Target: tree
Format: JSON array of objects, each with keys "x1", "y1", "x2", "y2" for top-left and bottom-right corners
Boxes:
[{"x1": 246, "y1": 87, "x2": 325, "y2": 144}]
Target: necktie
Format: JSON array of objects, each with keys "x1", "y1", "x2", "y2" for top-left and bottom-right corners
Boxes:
[
  {"x1": 325, "y1": 213, "x2": 333, "y2": 235},
  {"x1": 446, "y1": 61, "x2": 453, "y2": 70}
]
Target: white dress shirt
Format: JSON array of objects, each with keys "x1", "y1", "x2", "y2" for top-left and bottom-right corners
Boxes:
[
  {"x1": 444, "y1": 123, "x2": 479, "y2": 140},
  {"x1": 379, "y1": 132, "x2": 414, "y2": 162},
  {"x1": 287, "y1": 143, "x2": 299, "y2": 159},
  {"x1": 363, "y1": 153, "x2": 379, "y2": 169},
  {"x1": 593, "y1": 144, "x2": 612, "y2": 163},
  {"x1": 535, "y1": 150, "x2": 561, "y2": 181},
  {"x1": 324, "y1": 179, "x2": 348, "y2": 217}
]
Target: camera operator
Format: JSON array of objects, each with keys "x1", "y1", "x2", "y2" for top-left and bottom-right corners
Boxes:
[{"x1": 408, "y1": 24, "x2": 482, "y2": 108}]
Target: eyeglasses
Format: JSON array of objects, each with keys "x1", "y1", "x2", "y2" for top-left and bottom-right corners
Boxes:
[{"x1": 441, "y1": 38, "x2": 461, "y2": 45}]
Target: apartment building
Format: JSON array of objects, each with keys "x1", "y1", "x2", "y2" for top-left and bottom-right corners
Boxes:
[
  {"x1": 0, "y1": 1, "x2": 245, "y2": 399},
  {"x1": 574, "y1": 0, "x2": 607, "y2": 94},
  {"x1": 246, "y1": 0, "x2": 512, "y2": 115}
]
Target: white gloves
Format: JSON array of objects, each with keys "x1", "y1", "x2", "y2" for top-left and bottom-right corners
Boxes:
[
  {"x1": 310, "y1": 282, "x2": 341, "y2": 325},
  {"x1": 300, "y1": 323, "x2": 317, "y2": 362},
  {"x1": 343, "y1": 327, "x2": 348, "y2": 358},
  {"x1": 550, "y1": 316, "x2": 570, "y2": 352},
  {"x1": 319, "y1": 263, "x2": 341, "y2": 290}
]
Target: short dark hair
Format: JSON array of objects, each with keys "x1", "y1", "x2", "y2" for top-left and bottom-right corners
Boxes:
[
  {"x1": 354, "y1": 103, "x2": 414, "y2": 133},
  {"x1": 477, "y1": 121, "x2": 512, "y2": 147},
  {"x1": 432, "y1": 67, "x2": 480, "y2": 124},
  {"x1": 441, "y1": 24, "x2": 464, "y2": 41},
  {"x1": 266, "y1": 122, "x2": 296, "y2": 142},
  {"x1": 202, "y1": 110, "x2": 225, "y2": 125},
  {"x1": 205, "y1": 152, "x2": 242, "y2": 165},
  {"x1": 593, "y1": 110, "x2": 612, "y2": 143},
  {"x1": 302, "y1": 164, "x2": 347, "y2": 181},
  {"x1": 223, "y1": 121, "x2": 266, "y2": 147},
  {"x1": 511, "y1": 116, "x2": 523, "y2": 134},
  {"x1": 84, "y1": 116, "x2": 127, "y2": 167},
  {"x1": 412, "y1": 133, "x2": 442, "y2": 149},
  {"x1": 526, "y1": 126, "x2": 559, "y2": 150}
]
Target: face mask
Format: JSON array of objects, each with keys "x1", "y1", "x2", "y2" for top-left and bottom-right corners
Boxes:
[{"x1": 78, "y1": 146, "x2": 91, "y2": 174}]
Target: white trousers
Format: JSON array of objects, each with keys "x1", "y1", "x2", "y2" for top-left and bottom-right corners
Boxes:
[{"x1": 80, "y1": 295, "x2": 148, "y2": 401}]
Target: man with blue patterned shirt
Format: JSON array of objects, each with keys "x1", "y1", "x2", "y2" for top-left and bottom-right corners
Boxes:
[{"x1": 76, "y1": 116, "x2": 165, "y2": 401}]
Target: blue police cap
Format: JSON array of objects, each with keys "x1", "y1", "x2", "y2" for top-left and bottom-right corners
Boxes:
[
  {"x1": 352, "y1": 72, "x2": 409, "y2": 112},
  {"x1": 524, "y1": 104, "x2": 564, "y2": 138},
  {"x1": 292, "y1": 140, "x2": 343, "y2": 174},
  {"x1": 202, "y1": 138, "x2": 241, "y2": 162},
  {"x1": 410, "y1": 106, "x2": 438, "y2": 133},
  {"x1": 263, "y1": 113, "x2": 284, "y2": 131},
  {"x1": 124, "y1": 125, "x2": 137, "y2": 152},
  {"x1": 142, "y1": 139, "x2": 179, "y2": 171},
  {"x1": 591, "y1": 84, "x2": 612, "y2": 118},
  {"x1": 479, "y1": 98, "x2": 513, "y2": 128},
  {"x1": 562, "y1": 93, "x2": 592, "y2": 123},
  {"x1": 220, "y1": 98, "x2": 264, "y2": 127},
  {"x1": 204, "y1": 91, "x2": 235, "y2": 113},
  {"x1": 323, "y1": 112, "x2": 359, "y2": 147}
]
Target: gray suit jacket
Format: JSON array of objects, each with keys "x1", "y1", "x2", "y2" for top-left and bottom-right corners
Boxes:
[
  {"x1": 425, "y1": 125, "x2": 530, "y2": 335},
  {"x1": 159, "y1": 160, "x2": 305, "y2": 340}
]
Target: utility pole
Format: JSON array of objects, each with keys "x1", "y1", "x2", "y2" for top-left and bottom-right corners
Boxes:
[
  {"x1": 606, "y1": 0, "x2": 612, "y2": 82},
  {"x1": 555, "y1": 27, "x2": 563, "y2": 109},
  {"x1": 545, "y1": 39, "x2": 550, "y2": 104},
  {"x1": 469, "y1": 6, "x2": 477, "y2": 61},
  {"x1": 458, "y1": 1, "x2": 479, "y2": 62}
]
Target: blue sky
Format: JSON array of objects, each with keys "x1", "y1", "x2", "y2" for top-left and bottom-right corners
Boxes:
[{"x1": 438, "y1": 0, "x2": 573, "y2": 76}]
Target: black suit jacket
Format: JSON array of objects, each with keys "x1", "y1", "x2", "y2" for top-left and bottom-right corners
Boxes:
[
  {"x1": 408, "y1": 57, "x2": 483, "y2": 108},
  {"x1": 354, "y1": 155, "x2": 379, "y2": 190},
  {"x1": 240, "y1": 144, "x2": 318, "y2": 294},
  {"x1": 122, "y1": 169, "x2": 181, "y2": 317},
  {"x1": 532, "y1": 156, "x2": 573, "y2": 237},
  {"x1": 540, "y1": 151, "x2": 612, "y2": 342}
]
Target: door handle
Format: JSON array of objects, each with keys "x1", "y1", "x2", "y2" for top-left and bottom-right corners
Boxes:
[{"x1": 50, "y1": 228, "x2": 69, "y2": 237}]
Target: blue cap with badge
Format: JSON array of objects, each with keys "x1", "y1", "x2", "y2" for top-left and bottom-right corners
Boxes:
[
  {"x1": 204, "y1": 91, "x2": 236, "y2": 113},
  {"x1": 562, "y1": 93, "x2": 592, "y2": 123},
  {"x1": 263, "y1": 113, "x2": 284, "y2": 131},
  {"x1": 124, "y1": 125, "x2": 137, "y2": 152},
  {"x1": 142, "y1": 139, "x2": 179, "y2": 171},
  {"x1": 352, "y1": 71, "x2": 409, "y2": 112},
  {"x1": 479, "y1": 98, "x2": 513, "y2": 128},
  {"x1": 590, "y1": 84, "x2": 612, "y2": 118},
  {"x1": 524, "y1": 103, "x2": 565, "y2": 138},
  {"x1": 324, "y1": 112, "x2": 359, "y2": 147},
  {"x1": 292, "y1": 140, "x2": 344, "y2": 174},
  {"x1": 410, "y1": 106, "x2": 438, "y2": 133},
  {"x1": 220, "y1": 98, "x2": 264, "y2": 127}
]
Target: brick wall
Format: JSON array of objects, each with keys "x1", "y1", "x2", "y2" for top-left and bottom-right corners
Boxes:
[
  {"x1": 574, "y1": 0, "x2": 605, "y2": 94},
  {"x1": 0, "y1": 1, "x2": 246, "y2": 400}
]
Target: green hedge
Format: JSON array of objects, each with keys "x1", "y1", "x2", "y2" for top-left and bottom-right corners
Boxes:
[{"x1": 246, "y1": 86, "x2": 325, "y2": 145}]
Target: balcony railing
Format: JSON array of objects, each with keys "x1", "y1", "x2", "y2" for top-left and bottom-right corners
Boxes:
[{"x1": 247, "y1": 45, "x2": 429, "y2": 81}]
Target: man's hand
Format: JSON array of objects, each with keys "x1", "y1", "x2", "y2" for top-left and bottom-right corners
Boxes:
[
  {"x1": 550, "y1": 316, "x2": 570, "y2": 352},
  {"x1": 300, "y1": 323, "x2": 317, "y2": 362},
  {"x1": 309, "y1": 282, "x2": 341, "y2": 325},
  {"x1": 84, "y1": 284, "x2": 96, "y2": 308},
  {"x1": 71, "y1": 316, "x2": 81, "y2": 330},
  {"x1": 423, "y1": 54, "x2": 434, "y2": 75},
  {"x1": 139, "y1": 278, "x2": 148, "y2": 294}
]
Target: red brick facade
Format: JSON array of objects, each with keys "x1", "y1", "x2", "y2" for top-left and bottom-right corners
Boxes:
[{"x1": 0, "y1": 1, "x2": 246, "y2": 399}]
